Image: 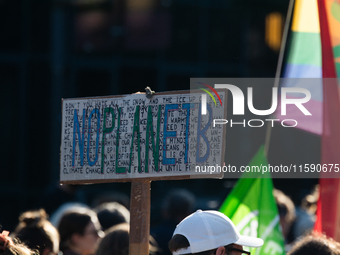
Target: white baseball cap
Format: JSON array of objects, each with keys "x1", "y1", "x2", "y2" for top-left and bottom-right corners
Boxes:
[{"x1": 172, "y1": 210, "x2": 263, "y2": 255}]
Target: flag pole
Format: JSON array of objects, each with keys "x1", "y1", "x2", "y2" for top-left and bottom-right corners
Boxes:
[{"x1": 264, "y1": 0, "x2": 295, "y2": 157}]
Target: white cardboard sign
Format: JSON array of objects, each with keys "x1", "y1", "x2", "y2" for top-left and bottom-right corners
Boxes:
[{"x1": 60, "y1": 91, "x2": 226, "y2": 184}]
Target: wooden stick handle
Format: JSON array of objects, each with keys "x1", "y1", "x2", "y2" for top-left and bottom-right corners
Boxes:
[{"x1": 129, "y1": 180, "x2": 151, "y2": 255}]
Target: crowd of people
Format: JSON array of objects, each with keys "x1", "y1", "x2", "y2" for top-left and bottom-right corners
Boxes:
[
  {"x1": 0, "y1": 205, "x2": 137, "y2": 255},
  {"x1": 1, "y1": 186, "x2": 339, "y2": 255}
]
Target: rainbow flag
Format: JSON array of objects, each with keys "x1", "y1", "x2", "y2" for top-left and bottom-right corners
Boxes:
[
  {"x1": 284, "y1": 0, "x2": 322, "y2": 78},
  {"x1": 325, "y1": 0, "x2": 340, "y2": 77},
  {"x1": 276, "y1": 0, "x2": 340, "y2": 135},
  {"x1": 276, "y1": 0, "x2": 323, "y2": 134},
  {"x1": 275, "y1": 0, "x2": 340, "y2": 240}
]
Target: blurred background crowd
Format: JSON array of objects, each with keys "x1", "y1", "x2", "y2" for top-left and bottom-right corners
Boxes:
[{"x1": 0, "y1": 186, "x2": 322, "y2": 255}]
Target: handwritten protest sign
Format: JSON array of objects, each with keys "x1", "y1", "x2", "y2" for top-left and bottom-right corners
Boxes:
[
  {"x1": 60, "y1": 89, "x2": 227, "y2": 255},
  {"x1": 60, "y1": 90, "x2": 226, "y2": 184}
]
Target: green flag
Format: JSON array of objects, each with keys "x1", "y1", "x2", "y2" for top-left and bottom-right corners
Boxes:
[{"x1": 220, "y1": 146, "x2": 285, "y2": 255}]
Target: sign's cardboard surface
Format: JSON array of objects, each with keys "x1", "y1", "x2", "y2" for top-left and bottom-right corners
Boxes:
[{"x1": 60, "y1": 90, "x2": 226, "y2": 184}]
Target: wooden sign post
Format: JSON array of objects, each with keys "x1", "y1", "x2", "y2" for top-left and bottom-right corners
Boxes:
[
  {"x1": 60, "y1": 90, "x2": 227, "y2": 255},
  {"x1": 130, "y1": 180, "x2": 151, "y2": 255}
]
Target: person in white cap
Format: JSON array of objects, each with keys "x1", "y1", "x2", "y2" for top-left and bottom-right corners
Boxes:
[{"x1": 168, "y1": 210, "x2": 263, "y2": 255}]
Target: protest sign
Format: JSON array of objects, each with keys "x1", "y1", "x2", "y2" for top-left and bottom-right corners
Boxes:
[
  {"x1": 60, "y1": 90, "x2": 226, "y2": 255},
  {"x1": 61, "y1": 90, "x2": 226, "y2": 183}
]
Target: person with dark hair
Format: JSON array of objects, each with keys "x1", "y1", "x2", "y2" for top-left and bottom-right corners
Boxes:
[
  {"x1": 95, "y1": 223, "x2": 129, "y2": 255},
  {"x1": 273, "y1": 189, "x2": 296, "y2": 244},
  {"x1": 0, "y1": 230, "x2": 34, "y2": 255},
  {"x1": 58, "y1": 208, "x2": 103, "y2": 255},
  {"x1": 96, "y1": 223, "x2": 158, "y2": 255},
  {"x1": 93, "y1": 202, "x2": 130, "y2": 232},
  {"x1": 151, "y1": 189, "x2": 195, "y2": 255},
  {"x1": 287, "y1": 234, "x2": 340, "y2": 255},
  {"x1": 13, "y1": 209, "x2": 59, "y2": 255},
  {"x1": 168, "y1": 210, "x2": 263, "y2": 255}
]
